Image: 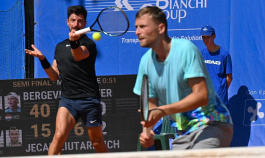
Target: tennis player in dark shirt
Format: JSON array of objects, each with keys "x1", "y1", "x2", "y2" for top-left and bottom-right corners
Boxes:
[{"x1": 25, "y1": 5, "x2": 108, "y2": 154}]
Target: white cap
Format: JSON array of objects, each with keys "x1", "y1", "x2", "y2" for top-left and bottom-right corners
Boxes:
[{"x1": 7, "y1": 92, "x2": 19, "y2": 99}]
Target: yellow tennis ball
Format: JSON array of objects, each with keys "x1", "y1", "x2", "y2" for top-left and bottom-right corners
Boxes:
[{"x1": 92, "y1": 32, "x2": 101, "y2": 41}]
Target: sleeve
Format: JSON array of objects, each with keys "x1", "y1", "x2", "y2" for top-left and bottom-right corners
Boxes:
[
  {"x1": 54, "y1": 43, "x2": 60, "y2": 60},
  {"x1": 225, "y1": 54, "x2": 232, "y2": 74},
  {"x1": 182, "y1": 41, "x2": 207, "y2": 80},
  {"x1": 133, "y1": 58, "x2": 145, "y2": 96},
  {"x1": 81, "y1": 36, "x2": 97, "y2": 56},
  {"x1": 133, "y1": 52, "x2": 157, "y2": 98}
]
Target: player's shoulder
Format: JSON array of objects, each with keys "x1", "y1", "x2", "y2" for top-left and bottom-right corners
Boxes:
[
  {"x1": 172, "y1": 38, "x2": 200, "y2": 55},
  {"x1": 80, "y1": 35, "x2": 95, "y2": 43},
  {"x1": 138, "y1": 49, "x2": 152, "y2": 66},
  {"x1": 56, "y1": 39, "x2": 69, "y2": 48},
  {"x1": 173, "y1": 38, "x2": 194, "y2": 45},
  {"x1": 141, "y1": 48, "x2": 152, "y2": 59},
  {"x1": 172, "y1": 38, "x2": 198, "y2": 50},
  {"x1": 79, "y1": 35, "x2": 96, "y2": 50}
]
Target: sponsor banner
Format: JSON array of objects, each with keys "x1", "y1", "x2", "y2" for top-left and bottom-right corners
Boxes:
[{"x1": 34, "y1": 0, "x2": 230, "y2": 77}]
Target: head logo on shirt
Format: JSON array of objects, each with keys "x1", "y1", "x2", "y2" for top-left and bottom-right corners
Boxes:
[{"x1": 204, "y1": 60, "x2": 221, "y2": 65}]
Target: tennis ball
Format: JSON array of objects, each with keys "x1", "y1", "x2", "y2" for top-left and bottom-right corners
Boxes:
[{"x1": 92, "y1": 32, "x2": 101, "y2": 41}]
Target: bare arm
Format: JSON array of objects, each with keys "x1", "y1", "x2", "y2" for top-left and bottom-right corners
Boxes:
[
  {"x1": 161, "y1": 77, "x2": 209, "y2": 114},
  {"x1": 139, "y1": 98, "x2": 158, "y2": 148},
  {"x1": 44, "y1": 59, "x2": 60, "y2": 81},
  {"x1": 149, "y1": 98, "x2": 158, "y2": 110},
  {"x1": 138, "y1": 98, "x2": 158, "y2": 127},
  {"x1": 145, "y1": 98, "x2": 159, "y2": 129},
  {"x1": 69, "y1": 31, "x2": 90, "y2": 61},
  {"x1": 71, "y1": 45, "x2": 90, "y2": 61},
  {"x1": 144, "y1": 77, "x2": 209, "y2": 128},
  {"x1": 226, "y1": 73, "x2": 233, "y2": 88},
  {"x1": 25, "y1": 44, "x2": 59, "y2": 81}
]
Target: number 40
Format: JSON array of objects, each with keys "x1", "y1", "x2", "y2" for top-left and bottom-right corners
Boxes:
[{"x1": 30, "y1": 104, "x2": 50, "y2": 118}]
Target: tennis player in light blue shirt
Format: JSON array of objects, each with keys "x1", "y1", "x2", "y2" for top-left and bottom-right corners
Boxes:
[{"x1": 134, "y1": 6, "x2": 233, "y2": 150}]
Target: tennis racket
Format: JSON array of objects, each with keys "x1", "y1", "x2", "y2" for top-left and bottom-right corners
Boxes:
[
  {"x1": 75, "y1": 6, "x2": 129, "y2": 36},
  {"x1": 140, "y1": 74, "x2": 151, "y2": 136}
]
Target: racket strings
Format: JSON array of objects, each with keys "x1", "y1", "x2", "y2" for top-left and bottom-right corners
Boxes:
[
  {"x1": 98, "y1": 8, "x2": 129, "y2": 36},
  {"x1": 143, "y1": 79, "x2": 149, "y2": 120},
  {"x1": 141, "y1": 76, "x2": 149, "y2": 121}
]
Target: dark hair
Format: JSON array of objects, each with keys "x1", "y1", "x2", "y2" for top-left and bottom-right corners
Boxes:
[
  {"x1": 9, "y1": 126, "x2": 19, "y2": 132},
  {"x1": 67, "y1": 5, "x2": 87, "y2": 20},
  {"x1": 136, "y1": 6, "x2": 168, "y2": 35}
]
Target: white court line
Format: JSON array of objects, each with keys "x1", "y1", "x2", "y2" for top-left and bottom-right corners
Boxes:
[{"x1": 10, "y1": 146, "x2": 265, "y2": 158}]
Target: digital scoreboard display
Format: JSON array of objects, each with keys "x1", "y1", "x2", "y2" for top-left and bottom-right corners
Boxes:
[{"x1": 0, "y1": 75, "x2": 141, "y2": 157}]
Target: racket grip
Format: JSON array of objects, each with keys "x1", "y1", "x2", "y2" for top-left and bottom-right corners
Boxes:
[
  {"x1": 75, "y1": 27, "x2": 91, "y2": 35},
  {"x1": 143, "y1": 127, "x2": 151, "y2": 137}
]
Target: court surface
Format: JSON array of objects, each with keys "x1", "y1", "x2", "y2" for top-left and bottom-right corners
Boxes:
[{"x1": 10, "y1": 146, "x2": 265, "y2": 158}]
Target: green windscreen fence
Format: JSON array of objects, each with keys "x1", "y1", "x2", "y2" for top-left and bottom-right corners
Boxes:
[{"x1": 0, "y1": 0, "x2": 25, "y2": 79}]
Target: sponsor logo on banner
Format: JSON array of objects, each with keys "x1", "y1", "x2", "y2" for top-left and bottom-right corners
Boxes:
[
  {"x1": 85, "y1": 0, "x2": 208, "y2": 23},
  {"x1": 5, "y1": 114, "x2": 12, "y2": 121},
  {"x1": 244, "y1": 99, "x2": 265, "y2": 126},
  {"x1": 5, "y1": 114, "x2": 20, "y2": 121}
]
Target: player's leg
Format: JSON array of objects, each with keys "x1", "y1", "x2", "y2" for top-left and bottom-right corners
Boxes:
[
  {"x1": 48, "y1": 107, "x2": 76, "y2": 155},
  {"x1": 192, "y1": 122, "x2": 233, "y2": 149},
  {"x1": 48, "y1": 98, "x2": 77, "y2": 155},
  {"x1": 87, "y1": 126, "x2": 109, "y2": 152},
  {"x1": 80, "y1": 97, "x2": 109, "y2": 152},
  {"x1": 171, "y1": 122, "x2": 233, "y2": 150},
  {"x1": 171, "y1": 134, "x2": 192, "y2": 150}
]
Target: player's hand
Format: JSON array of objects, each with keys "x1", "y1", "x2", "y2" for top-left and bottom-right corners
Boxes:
[
  {"x1": 25, "y1": 44, "x2": 45, "y2": 60},
  {"x1": 69, "y1": 30, "x2": 81, "y2": 41},
  {"x1": 141, "y1": 108, "x2": 165, "y2": 128},
  {"x1": 139, "y1": 130, "x2": 155, "y2": 148}
]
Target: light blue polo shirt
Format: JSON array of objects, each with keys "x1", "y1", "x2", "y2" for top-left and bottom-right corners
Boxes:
[{"x1": 134, "y1": 38, "x2": 232, "y2": 135}]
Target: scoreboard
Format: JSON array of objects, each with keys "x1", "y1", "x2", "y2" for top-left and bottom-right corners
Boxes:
[{"x1": 0, "y1": 75, "x2": 141, "y2": 156}]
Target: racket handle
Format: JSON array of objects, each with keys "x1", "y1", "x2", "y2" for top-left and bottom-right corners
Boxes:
[
  {"x1": 75, "y1": 27, "x2": 91, "y2": 35},
  {"x1": 143, "y1": 127, "x2": 151, "y2": 137}
]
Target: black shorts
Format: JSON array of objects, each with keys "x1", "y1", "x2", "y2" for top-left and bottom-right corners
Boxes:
[{"x1": 58, "y1": 96, "x2": 102, "y2": 127}]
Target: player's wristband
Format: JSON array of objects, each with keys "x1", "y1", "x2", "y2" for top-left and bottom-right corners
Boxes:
[
  {"x1": 70, "y1": 40, "x2": 80, "y2": 49},
  {"x1": 39, "y1": 57, "x2": 51, "y2": 69}
]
